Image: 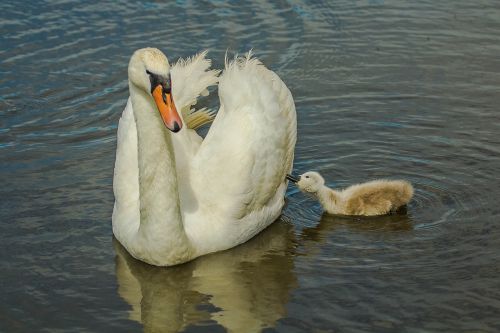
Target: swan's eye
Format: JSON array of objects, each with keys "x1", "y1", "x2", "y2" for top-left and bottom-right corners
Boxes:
[
  {"x1": 305, "y1": 176, "x2": 309, "y2": 179},
  {"x1": 146, "y1": 69, "x2": 152, "y2": 75}
]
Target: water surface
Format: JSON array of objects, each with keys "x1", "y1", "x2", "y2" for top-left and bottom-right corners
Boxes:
[{"x1": 1, "y1": 0, "x2": 500, "y2": 332}]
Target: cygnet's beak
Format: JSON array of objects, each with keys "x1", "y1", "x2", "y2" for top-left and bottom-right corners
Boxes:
[
  {"x1": 286, "y1": 174, "x2": 300, "y2": 183},
  {"x1": 150, "y1": 72, "x2": 182, "y2": 133}
]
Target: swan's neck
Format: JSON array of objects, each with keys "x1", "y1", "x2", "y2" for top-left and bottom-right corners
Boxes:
[
  {"x1": 129, "y1": 82, "x2": 192, "y2": 265},
  {"x1": 316, "y1": 186, "x2": 341, "y2": 212}
]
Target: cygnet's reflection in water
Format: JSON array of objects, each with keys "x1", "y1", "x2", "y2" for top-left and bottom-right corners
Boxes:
[
  {"x1": 114, "y1": 211, "x2": 413, "y2": 332},
  {"x1": 114, "y1": 219, "x2": 297, "y2": 333},
  {"x1": 295, "y1": 209, "x2": 413, "y2": 259}
]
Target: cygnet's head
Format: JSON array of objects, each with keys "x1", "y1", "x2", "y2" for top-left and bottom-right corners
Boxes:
[
  {"x1": 128, "y1": 47, "x2": 182, "y2": 132},
  {"x1": 296, "y1": 171, "x2": 325, "y2": 193}
]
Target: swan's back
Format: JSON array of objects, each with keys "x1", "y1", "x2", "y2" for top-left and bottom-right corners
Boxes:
[{"x1": 342, "y1": 180, "x2": 413, "y2": 215}]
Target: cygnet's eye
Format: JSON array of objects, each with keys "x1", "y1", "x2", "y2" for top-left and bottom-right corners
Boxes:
[
  {"x1": 305, "y1": 175, "x2": 309, "y2": 179},
  {"x1": 146, "y1": 69, "x2": 152, "y2": 75}
]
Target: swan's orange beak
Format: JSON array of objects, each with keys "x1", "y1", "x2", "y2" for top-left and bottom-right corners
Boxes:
[{"x1": 152, "y1": 85, "x2": 182, "y2": 133}]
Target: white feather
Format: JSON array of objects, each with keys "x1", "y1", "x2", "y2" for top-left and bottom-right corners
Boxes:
[{"x1": 171, "y1": 50, "x2": 220, "y2": 112}]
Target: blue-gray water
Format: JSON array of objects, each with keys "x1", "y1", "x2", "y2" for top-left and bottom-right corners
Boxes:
[{"x1": 1, "y1": 0, "x2": 500, "y2": 332}]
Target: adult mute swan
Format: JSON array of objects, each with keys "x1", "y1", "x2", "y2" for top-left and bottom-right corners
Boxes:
[
  {"x1": 288, "y1": 171, "x2": 413, "y2": 216},
  {"x1": 112, "y1": 48, "x2": 296, "y2": 266}
]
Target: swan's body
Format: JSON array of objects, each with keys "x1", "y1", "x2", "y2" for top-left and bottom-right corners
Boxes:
[
  {"x1": 112, "y1": 48, "x2": 296, "y2": 266},
  {"x1": 292, "y1": 171, "x2": 413, "y2": 216}
]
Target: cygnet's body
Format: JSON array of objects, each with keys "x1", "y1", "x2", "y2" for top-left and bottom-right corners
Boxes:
[{"x1": 290, "y1": 171, "x2": 413, "y2": 216}]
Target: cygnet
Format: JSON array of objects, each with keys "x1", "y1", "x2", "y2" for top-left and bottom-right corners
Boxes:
[{"x1": 287, "y1": 171, "x2": 413, "y2": 216}]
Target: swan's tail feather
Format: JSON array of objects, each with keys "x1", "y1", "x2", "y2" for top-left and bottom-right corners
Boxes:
[{"x1": 185, "y1": 107, "x2": 216, "y2": 130}]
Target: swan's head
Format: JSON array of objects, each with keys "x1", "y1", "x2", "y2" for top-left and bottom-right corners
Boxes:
[
  {"x1": 128, "y1": 48, "x2": 182, "y2": 132},
  {"x1": 296, "y1": 171, "x2": 325, "y2": 193}
]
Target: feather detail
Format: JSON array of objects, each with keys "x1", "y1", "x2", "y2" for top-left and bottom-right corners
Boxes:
[
  {"x1": 171, "y1": 50, "x2": 220, "y2": 111},
  {"x1": 184, "y1": 107, "x2": 216, "y2": 130}
]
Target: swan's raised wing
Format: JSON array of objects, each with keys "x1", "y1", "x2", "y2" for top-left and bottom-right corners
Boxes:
[
  {"x1": 112, "y1": 98, "x2": 140, "y2": 243},
  {"x1": 192, "y1": 54, "x2": 297, "y2": 219},
  {"x1": 170, "y1": 51, "x2": 220, "y2": 129}
]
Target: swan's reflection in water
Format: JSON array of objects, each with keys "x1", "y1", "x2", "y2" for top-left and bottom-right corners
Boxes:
[
  {"x1": 114, "y1": 212, "x2": 413, "y2": 332},
  {"x1": 114, "y1": 219, "x2": 297, "y2": 332}
]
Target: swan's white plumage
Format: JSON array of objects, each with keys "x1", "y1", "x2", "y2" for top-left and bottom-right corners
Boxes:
[{"x1": 112, "y1": 49, "x2": 296, "y2": 266}]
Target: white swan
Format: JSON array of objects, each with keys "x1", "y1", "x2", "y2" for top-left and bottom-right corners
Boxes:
[{"x1": 112, "y1": 48, "x2": 296, "y2": 266}]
